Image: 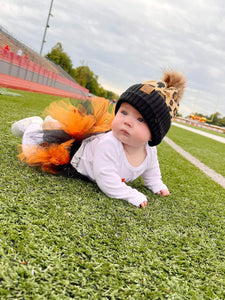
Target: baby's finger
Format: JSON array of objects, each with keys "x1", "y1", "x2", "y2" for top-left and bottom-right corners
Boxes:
[{"x1": 140, "y1": 201, "x2": 147, "y2": 208}]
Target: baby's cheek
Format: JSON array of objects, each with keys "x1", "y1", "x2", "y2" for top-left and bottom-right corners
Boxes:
[{"x1": 111, "y1": 117, "x2": 119, "y2": 131}]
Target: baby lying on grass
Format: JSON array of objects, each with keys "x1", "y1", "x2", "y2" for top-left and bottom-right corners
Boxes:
[{"x1": 12, "y1": 70, "x2": 185, "y2": 208}]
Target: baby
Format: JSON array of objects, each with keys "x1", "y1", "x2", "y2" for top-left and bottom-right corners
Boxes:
[{"x1": 12, "y1": 70, "x2": 185, "y2": 208}]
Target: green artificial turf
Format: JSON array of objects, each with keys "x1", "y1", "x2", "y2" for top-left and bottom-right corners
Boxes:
[
  {"x1": 0, "y1": 89, "x2": 225, "y2": 299},
  {"x1": 167, "y1": 126, "x2": 225, "y2": 177}
]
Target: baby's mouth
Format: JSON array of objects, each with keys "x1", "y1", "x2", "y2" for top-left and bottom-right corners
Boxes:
[{"x1": 121, "y1": 129, "x2": 129, "y2": 135}]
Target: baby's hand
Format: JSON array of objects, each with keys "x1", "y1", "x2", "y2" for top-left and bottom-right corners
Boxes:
[
  {"x1": 140, "y1": 201, "x2": 147, "y2": 208},
  {"x1": 156, "y1": 189, "x2": 170, "y2": 196}
]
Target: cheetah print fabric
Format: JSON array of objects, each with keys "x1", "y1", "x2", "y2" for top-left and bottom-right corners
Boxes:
[{"x1": 141, "y1": 80, "x2": 179, "y2": 119}]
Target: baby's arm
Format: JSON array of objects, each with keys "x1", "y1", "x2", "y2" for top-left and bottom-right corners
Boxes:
[
  {"x1": 142, "y1": 147, "x2": 169, "y2": 196},
  {"x1": 92, "y1": 141, "x2": 147, "y2": 207},
  {"x1": 94, "y1": 161, "x2": 147, "y2": 207}
]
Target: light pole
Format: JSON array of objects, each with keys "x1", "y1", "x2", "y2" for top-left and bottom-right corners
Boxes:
[{"x1": 40, "y1": 0, "x2": 54, "y2": 55}]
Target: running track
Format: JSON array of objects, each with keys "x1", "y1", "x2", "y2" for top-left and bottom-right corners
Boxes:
[{"x1": 0, "y1": 73, "x2": 88, "y2": 100}]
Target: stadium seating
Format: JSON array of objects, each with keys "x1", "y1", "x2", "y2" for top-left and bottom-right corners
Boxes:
[{"x1": 0, "y1": 26, "x2": 89, "y2": 99}]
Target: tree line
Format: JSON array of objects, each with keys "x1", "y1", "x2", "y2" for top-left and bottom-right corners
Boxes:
[
  {"x1": 45, "y1": 43, "x2": 224, "y2": 127},
  {"x1": 45, "y1": 42, "x2": 119, "y2": 101}
]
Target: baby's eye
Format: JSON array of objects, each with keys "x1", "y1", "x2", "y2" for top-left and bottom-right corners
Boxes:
[
  {"x1": 121, "y1": 110, "x2": 128, "y2": 115},
  {"x1": 137, "y1": 117, "x2": 145, "y2": 123}
]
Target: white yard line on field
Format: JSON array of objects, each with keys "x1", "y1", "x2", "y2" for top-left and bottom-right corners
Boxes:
[
  {"x1": 164, "y1": 137, "x2": 225, "y2": 189},
  {"x1": 172, "y1": 122, "x2": 225, "y2": 144}
]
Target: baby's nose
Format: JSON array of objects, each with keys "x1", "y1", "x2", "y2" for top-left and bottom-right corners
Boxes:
[{"x1": 124, "y1": 118, "x2": 133, "y2": 127}]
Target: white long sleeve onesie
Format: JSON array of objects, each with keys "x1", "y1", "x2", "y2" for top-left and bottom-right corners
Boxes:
[{"x1": 71, "y1": 131, "x2": 167, "y2": 207}]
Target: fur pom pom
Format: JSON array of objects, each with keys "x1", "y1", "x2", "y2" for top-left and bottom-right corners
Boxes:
[{"x1": 163, "y1": 70, "x2": 186, "y2": 102}]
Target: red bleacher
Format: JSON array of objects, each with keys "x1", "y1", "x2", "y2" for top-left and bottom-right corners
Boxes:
[
  {"x1": 0, "y1": 48, "x2": 89, "y2": 99},
  {"x1": 0, "y1": 47, "x2": 89, "y2": 95},
  {"x1": 0, "y1": 27, "x2": 89, "y2": 100},
  {"x1": 0, "y1": 73, "x2": 88, "y2": 99}
]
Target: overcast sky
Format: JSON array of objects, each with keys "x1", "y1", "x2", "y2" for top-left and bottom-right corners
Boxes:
[{"x1": 1, "y1": 0, "x2": 225, "y2": 117}]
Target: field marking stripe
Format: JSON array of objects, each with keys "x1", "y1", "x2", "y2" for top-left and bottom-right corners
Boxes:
[
  {"x1": 172, "y1": 122, "x2": 225, "y2": 144},
  {"x1": 164, "y1": 137, "x2": 225, "y2": 189}
]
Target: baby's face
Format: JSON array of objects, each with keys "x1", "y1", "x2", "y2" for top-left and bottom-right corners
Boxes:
[{"x1": 112, "y1": 102, "x2": 151, "y2": 147}]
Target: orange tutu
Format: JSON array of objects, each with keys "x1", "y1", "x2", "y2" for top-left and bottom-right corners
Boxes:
[
  {"x1": 42, "y1": 97, "x2": 115, "y2": 140},
  {"x1": 18, "y1": 97, "x2": 115, "y2": 174}
]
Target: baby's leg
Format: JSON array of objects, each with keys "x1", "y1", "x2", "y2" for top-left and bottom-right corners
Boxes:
[
  {"x1": 22, "y1": 123, "x2": 44, "y2": 146},
  {"x1": 11, "y1": 116, "x2": 43, "y2": 138},
  {"x1": 42, "y1": 116, "x2": 71, "y2": 144},
  {"x1": 22, "y1": 123, "x2": 44, "y2": 156}
]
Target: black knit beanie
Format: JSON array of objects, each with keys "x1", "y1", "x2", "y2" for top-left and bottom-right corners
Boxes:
[{"x1": 115, "y1": 71, "x2": 186, "y2": 146}]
